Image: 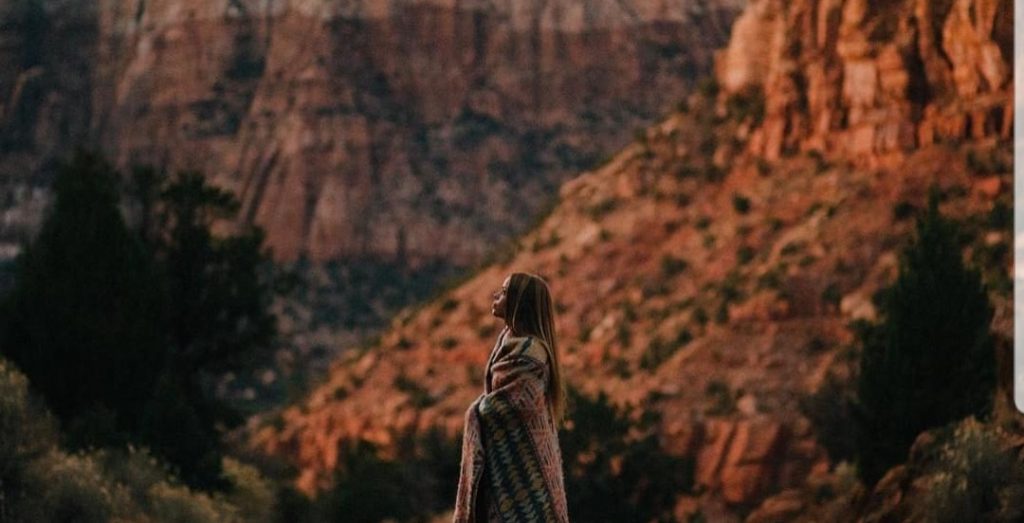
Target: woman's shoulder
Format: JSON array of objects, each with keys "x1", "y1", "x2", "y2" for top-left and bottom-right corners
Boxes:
[{"x1": 500, "y1": 334, "x2": 549, "y2": 365}]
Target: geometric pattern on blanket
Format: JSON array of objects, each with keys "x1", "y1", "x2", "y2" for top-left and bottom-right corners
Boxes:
[{"x1": 453, "y1": 331, "x2": 569, "y2": 522}]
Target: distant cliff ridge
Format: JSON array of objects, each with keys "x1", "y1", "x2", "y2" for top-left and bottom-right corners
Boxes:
[{"x1": 0, "y1": 0, "x2": 744, "y2": 265}]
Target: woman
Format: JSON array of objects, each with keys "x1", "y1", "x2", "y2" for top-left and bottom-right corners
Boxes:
[{"x1": 452, "y1": 272, "x2": 570, "y2": 522}]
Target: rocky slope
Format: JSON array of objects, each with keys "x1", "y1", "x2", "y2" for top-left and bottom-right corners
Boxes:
[
  {"x1": 242, "y1": 0, "x2": 1016, "y2": 519},
  {"x1": 0, "y1": 0, "x2": 743, "y2": 265}
]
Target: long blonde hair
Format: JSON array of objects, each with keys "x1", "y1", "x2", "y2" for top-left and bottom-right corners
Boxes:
[{"x1": 505, "y1": 272, "x2": 566, "y2": 427}]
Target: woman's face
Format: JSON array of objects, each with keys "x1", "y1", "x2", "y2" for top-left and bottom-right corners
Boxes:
[{"x1": 491, "y1": 275, "x2": 511, "y2": 319}]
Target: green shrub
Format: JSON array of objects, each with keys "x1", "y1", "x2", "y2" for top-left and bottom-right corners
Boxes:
[
  {"x1": 616, "y1": 323, "x2": 632, "y2": 347},
  {"x1": 756, "y1": 266, "x2": 784, "y2": 290},
  {"x1": 988, "y1": 200, "x2": 1011, "y2": 230},
  {"x1": 916, "y1": 418, "x2": 1024, "y2": 523},
  {"x1": 893, "y1": 201, "x2": 917, "y2": 221},
  {"x1": 965, "y1": 147, "x2": 1012, "y2": 175},
  {"x1": 394, "y1": 373, "x2": 435, "y2": 409},
  {"x1": 675, "y1": 165, "x2": 700, "y2": 180},
  {"x1": 640, "y1": 337, "x2": 674, "y2": 372},
  {"x1": 697, "y1": 77, "x2": 720, "y2": 99},
  {"x1": 219, "y1": 457, "x2": 276, "y2": 523},
  {"x1": 821, "y1": 283, "x2": 842, "y2": 308},
  {"x1": 703, "y1": 164, "x2": 726, "y2": 182},
  {"x1": 705, "y1": 380, "x2": 735, "y2": 415},
  {"x1": 661, "y1": 254, "x2": 689, "y2": 277},
  {"x1": 0, "y1": 358, "x2": 58, "y2": 467},
  {"x1": 146, "y1": 480, "x2": 229, "y2": 523},
  {"x1": 560, "y1": 386, "x2": 694, "y2": 523},
  {"x1": 780, "y1": 240, "x2": 804, "y2": 256},
  {"x1": 587, "y1": 198, "x2": 619, "y2": 219},
  {"x1": 440, "y1": 298, "x2": 459, "y2": 312},
  {"x1": 640, "y1": 329, "x2": 693, "y2": 372},
  {"x1": 725, "y1": 86, "x2": 766, "y2": 125},
  {"x1": 714, "y1": 301, "x2": 729, "y2": 324},
  {"x1": 737, "y1": 245, "x2": 755, "y2": 264},
  {"x1": 798, "y1": 371, "x2": 859, "y2": 465},
  {"x1": 692, "y1": 306, "x2": 709, "y2": 326},
  {"x1": 24, "y1": 451, "x2": 124, "y2": 523},
  {"x1": 702, "y1": 233, "x2": 716, "y2": 249},
  {"x1": 314, "y1": 426, "x2": 462, "y2": 522}
]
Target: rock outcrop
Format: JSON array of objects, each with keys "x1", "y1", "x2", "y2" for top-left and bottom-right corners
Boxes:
[{"x1": 715, "y1": 0, "x2": 1012, "y2": 165}]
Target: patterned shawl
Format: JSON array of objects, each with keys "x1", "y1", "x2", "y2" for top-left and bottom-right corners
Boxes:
[{"x1": 453, "y1": 328, "x2": 570, "y2": 522}]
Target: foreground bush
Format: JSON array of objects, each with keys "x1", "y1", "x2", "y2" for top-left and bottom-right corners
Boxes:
[
  {"x1": 0, "y1": 358, "x2": 274, "y2": 522},
  {"x1": 915, "y1": 418, "x2": 1024, "y2": 523}
]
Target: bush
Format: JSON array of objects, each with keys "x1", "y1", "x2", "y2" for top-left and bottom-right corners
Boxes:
[
  {"x1": 0, "y1": 359, "x2": 59, "y2": 520},
  {"x1": 561, "y1": 386, "x2": 694, "y2": 523},
  {"x1": 146, "y1": 480, "x2": 231, "y2": 523},
  {"x1": 313, "y1": 426, "x2": 462, "y2": 523},
  {"x1": 915, "y1": 418, "x2": 1024, "y2": 522},
  {"x1": 394, "y1": 373, "x2": 436, "y2": 409},
  {"x1": 221, "y1": 457, "x2": 277, "y2": 523},
  {"x1": 0, "y1": 360, "x2": 272, "y2": 523},
  {"x1": 725, "y1": 86, "x2": 765, "y2": 125},
  {"x1": 732, "y1": 193, "x2": 751, "y2": 214},
  {"x1": 640, "y1": 330, "x2": 692, "y2": 372},
  {"x1": 661, "y1": 255, "x2": 689, "y2": 277},
  {"x1": 798, "y1": 371, "x2": 859, "y2": 465},
  {"x1": 696, "y1": 77, "x2": 720, "y2": 99},
  {"x1": 705, "y1": 380, "x2": 736, "y2": 415},
  {"x1": 589, "y1": 198, "x2": 618, "y2": 219},
  {"x1": 737, "y1": 245, "x2": 755, "y2": 264},
  {"x1": 23, "y1": 451, "x2": 125, "y2": 523},
  {"x1": 892, "y1": 200, "x2": 917, "y2": 221}
]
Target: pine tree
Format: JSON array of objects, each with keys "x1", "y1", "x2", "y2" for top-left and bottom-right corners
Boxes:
[
  {"x1": 0, "y1": 149, "x2": 284, "y2": 491},
  {"x1": 852, "y1": 184, "x2": 996, "y2": 486},
  {"x1": 0, "y1": 148, "x2": 167, "y2": 446},
  {"x1": 135, "y1": 168, "x2": 280, "y2": 489}
]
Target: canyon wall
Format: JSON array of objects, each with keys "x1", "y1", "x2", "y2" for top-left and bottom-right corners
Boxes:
[{"x1": 0, "y1": 0, "x2": 743, "y2": 265}]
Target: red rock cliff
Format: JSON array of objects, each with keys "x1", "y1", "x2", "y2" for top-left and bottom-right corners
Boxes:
[{"x1": 0, "y1": 0, "x2": 744, "y2": 264}]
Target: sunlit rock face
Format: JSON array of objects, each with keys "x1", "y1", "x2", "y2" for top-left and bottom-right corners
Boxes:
[
  {"x1": 715, "y1": 0, "x2": 1012, "y2": 165},
  {"x1": 0, "y1": 0, "x2": 744, "y2": 264}
]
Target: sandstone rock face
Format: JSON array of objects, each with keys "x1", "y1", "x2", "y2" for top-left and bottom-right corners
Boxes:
[
  {"x1": 714, "y1": 0, "x2": 1012, "y2": 166},
  {"x1": 0, "y1": 0, "x2": 745, "y2": 264}
]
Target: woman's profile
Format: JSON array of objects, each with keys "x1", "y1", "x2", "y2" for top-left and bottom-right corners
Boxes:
[{"x1": 452, "y1": 272, "x2": 570, "y2": 522}]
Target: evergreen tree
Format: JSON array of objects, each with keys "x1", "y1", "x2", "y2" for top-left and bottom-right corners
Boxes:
[
  {"x1": 852, "y1": 184, "x2": 996, "y2": 486},
  {"x1": 134, "y1": 168, "x2": 280, "y2": 489},
  {"x1": 0, "y1": 149, "x2": 284, "y2": 491},
  {"x1": 0, "y1": 148, "x2": 167, "y2": 447}
]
